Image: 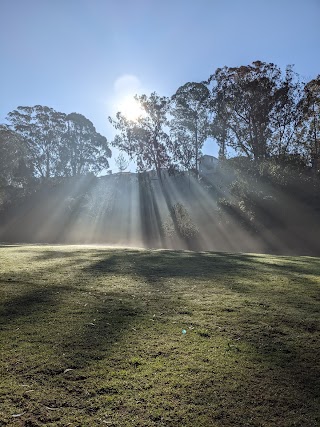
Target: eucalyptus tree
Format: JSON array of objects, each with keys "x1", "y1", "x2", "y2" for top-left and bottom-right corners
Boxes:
[
  {"x1": 61, "y1": 113, "x2": 111, "y2": 176},
  {"x1": 0, "y1": 125, "x2": 25, "y2": 185},
  {"x1": 7, "y1": 107, "x2": 111, "y2": 179},
  {"x1": 7, "y1": 105, "x2": 66, "y2": 179},
  {"x1": 297, "y1": 75, "x2": 320, "y2": 170},
  {"x1": 208, "y1": 61, "x2": 302, "y2": 161},
  {"x1": 170, "y1": 82, "x2": 210, "y2": 173},
  {"x1": 269, "y1": 66, "x2": 304, "y2": 158},
  {"x1": 109, "y1": 92, "x2": 171, "y2": 181}
]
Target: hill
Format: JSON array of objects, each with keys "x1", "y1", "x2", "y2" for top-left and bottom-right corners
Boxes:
[{"x1": 1, "y1": 169, "x2": 320, "y2": 256}]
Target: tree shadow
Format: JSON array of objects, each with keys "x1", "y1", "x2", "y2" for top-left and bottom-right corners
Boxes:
[
  {"x1": 80, "y1": 249, "x2": 320, "y2": 402},
  {"x1": 0, "y1": 284, "x2": 71, "y2": 322},
  {"x1": 54, "y1": 291, "x2": 147, "y2": 369},
  {"x1": 1, "y1": 247, "x2": 319, "y2": 425}
]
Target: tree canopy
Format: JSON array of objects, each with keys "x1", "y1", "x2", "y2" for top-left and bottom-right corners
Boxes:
[
  {"x1": 5, "y1": 106, "x2": 111, "y2": 181},
  {"x1": 170, "y1": 82, "x2": 210, "y2": 173},
  {"x1": 2, "y1": 60, "x2": 320, "y2": 186},
  {"x1": 1, "y1": 60, "x2": 320, "y2": 254},
  {"x1": 109, "y1": 92, "x2": 172, "y2": 180}
]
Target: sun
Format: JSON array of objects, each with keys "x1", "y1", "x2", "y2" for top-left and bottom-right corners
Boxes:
[{"x1": 118, "y1": 96, "x2": 145, "y2": 121}]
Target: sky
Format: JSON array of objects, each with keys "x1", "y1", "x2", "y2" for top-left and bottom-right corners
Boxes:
[{"x1": 1, "y1": 0, "x2": 320, "y2": 172}]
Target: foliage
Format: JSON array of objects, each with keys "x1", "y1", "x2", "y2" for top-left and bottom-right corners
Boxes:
[
  {"x1": 163, "y1": 202, "x2": 199, "y2": 242},
  {"x1": 269, "y1": 66, "x2": 304, "y2": 157},
  {"x1": 209, "y1": 61, "x2": 303, "y2": 160},
  {"x1": 170, "y1": 82, "x2": 210, "y2": 172},
  {"x1": 7, "y1": 105, "x2": 66, "y2": 179},
  {"x1": 0, "y1": 124, "x2": 32, "y2": 186},
  {"x1": 217, "y1": 156, "x2": 319, "y2": 235},
  {"x1": 6, "y1": 106, "x2": 111, "y2": 180},
  {"x1": 297, "y1": 75, "x2": 320, "y2": 170},
  {"x1": 1, "y1": 61, "x2": 320, "y2": 250},
  {"x1": 109, "y1": 93, "x2": 172, "y2": 179},
  {"x1": 115, "y1": 152, "x2": 129, "y2": 172},
  {"x1": 61, "y1": 113, "x2": 111, "y2": 176}
]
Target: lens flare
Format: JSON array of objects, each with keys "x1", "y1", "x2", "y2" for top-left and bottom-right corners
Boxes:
[{"x1": 118, "y1": 96, "x2": 145, "y2": 121}]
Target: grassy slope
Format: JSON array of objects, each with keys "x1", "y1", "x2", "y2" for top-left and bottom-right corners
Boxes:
[{"x1": 0, "y1": 245, "x2": 319, "y2": 427}]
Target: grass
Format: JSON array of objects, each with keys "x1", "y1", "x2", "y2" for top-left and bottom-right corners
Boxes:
[{"x1": 0, "y1": 244, "x2": 319, "y2": 426}]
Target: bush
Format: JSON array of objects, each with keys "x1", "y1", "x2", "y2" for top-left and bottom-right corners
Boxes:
[{"x1": 163, "y1": 202, "x2": 199, "y2": 247}]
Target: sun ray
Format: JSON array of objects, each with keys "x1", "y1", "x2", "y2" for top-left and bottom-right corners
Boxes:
[{"x1": 118, "y1": 96, "x2": 145, "y2": 121}]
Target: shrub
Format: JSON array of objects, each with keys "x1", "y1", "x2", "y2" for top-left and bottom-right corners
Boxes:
[{"x1": 163, "y1": 202, "x2": 199, "y2": 247}]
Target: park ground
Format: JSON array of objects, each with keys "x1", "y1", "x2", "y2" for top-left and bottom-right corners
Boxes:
[{"x1": 0, "y1": 245, "x2": 319, "y2": 426}]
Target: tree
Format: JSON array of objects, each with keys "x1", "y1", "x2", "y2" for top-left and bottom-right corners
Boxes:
[
  {"x1": 115, "y1": 153, "x2": 129, "y2": 173},
  {"x1": 7, "y1": 107, "x2": 111, "y2": 179},
  {"x1": 209, "y1": 61, "x2": 301, "y2": 161},
  {"x1": 109, "y1": 92, "x2": 171, "y2": 181},
  {"x1": 61, "y1": 113, "x2": 111, "y2": 176},
  {"x1": 168, "y1": 130, "x2": 196, "y2": 172},
  {"x1": 297, "y1": 75, "x2": 320, "y2": 170},
  {"x1": 0, "y1": 125, "x2": 32, "y2": 186},
  {"x1": 7, "y1": 105, "x2": 66, "y2": 179},
  {"x1": 0, "y1": 125, "x2": 20, "y2": 185},
  {"x1": 269, "y1": 66, "x2": 304, "y2": 158},
  {"x1": 170, "y1": 82, "x2": 210, "y2": 173}
]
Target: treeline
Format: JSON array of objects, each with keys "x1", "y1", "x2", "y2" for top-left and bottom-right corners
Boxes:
[
  {"x1": 0, "y1": 60, "x2": 320, "y2": 253},
  {"x1": 110, "y1": 61, "x2": 320, "y2": 178},
  {"x1": 0, "y1": 108, "x2": 111, "y2": 186},
  {"x1": 1, "y1": 60, "x2": 319, "y2": 188}
]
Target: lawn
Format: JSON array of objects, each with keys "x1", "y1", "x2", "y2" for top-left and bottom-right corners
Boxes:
[{"x1": 0, "y1": 245, "x2": 319, "y2": 426}]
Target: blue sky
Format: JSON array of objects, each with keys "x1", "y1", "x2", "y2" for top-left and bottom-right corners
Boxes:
[{"x1": 1, "y1": 0, "x2": 319, "y2": 171}]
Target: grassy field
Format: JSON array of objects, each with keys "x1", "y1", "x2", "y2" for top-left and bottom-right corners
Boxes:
[{"x1": 0, "y1": 245, "x2": 319, "y2": 426}]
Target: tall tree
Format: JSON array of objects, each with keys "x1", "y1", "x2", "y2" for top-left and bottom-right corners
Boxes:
[
  {"x1": 269, "y1": 66, "x2": 304, "y2": 158},
  {"x1": 170, "y1": 82, "x2": 210, "y2": 173},
  {"x1": 7, "y1": 105, "x2": 65, "y2": 179},
  {"x1": 109, "y1": 92, "x2": 171, "y2": 180},
  {"x1": 0, "y1": 125, "x2": 34, "y2": 211},
  {"x1": 61, "y1": 113, "x2": 111, "y2": 176},
  {"x1": 297, "y1": 75, "x2": 320, "y2": 170},
  {"x1": 209, "y1": 61, "x2": 300, "y2": 160},
  {"x1": 0, "y1": 125, "x2": 25, "y2": 185}
]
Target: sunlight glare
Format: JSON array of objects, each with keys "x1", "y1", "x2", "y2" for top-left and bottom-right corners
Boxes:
[{"x1": 118, "y1": 96, "x2": 145, "y2": 121}]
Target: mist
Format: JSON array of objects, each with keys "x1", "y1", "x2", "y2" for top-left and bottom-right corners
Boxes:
[{"x1": 1, "y1": 164, "x2": 319, "y2": 256}]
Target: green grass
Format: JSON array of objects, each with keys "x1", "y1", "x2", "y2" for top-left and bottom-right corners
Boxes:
[{"x1": 0, "y1": 245, "x2": 319, "y2": 426}]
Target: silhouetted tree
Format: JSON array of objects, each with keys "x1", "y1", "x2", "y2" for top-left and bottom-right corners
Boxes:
[
  {"x1": 61, "y1": 113, "x2": 111, "y2": 176},
  {"x1": 115, "y1": 153, "x2": 129, "y2": 172},
  {"x1": 7, "y1": 107, "x2": 111, "y2": 179},
  {"x1": 297, "y1": 75, "x2": 320, "y2": 171},
  {"x1": 109, "y1": 92, "x2": 171, "y2": 181},
  {"x1": 269, "y1": 66, "x2": 304, "y2": 158},
  {"x1": 0, "y1": 125, "x2": 32, "y2": 186},
  {"x1": 170, "y1": 82, "x2": 210, "y2": 173},
  {"x1": 7, "y1": 105, "x2": 66, "y2": 179},
  {"x1": 209, "y1": 61, "x2": 301, "y2": 160}
]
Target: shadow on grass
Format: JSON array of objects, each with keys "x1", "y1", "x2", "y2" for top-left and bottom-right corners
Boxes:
[
  {"x1": 1, "y1": 247, "x2": 319, "y2": 425},
  {"x1": 80, "y1": 249, "x2": 320, "y2": 417},
  {"x1": 0, "y1": 284, "x2": 71, "y2": 321},
  {"x1": 53, "y1": 291, "x2": 148, "y2": 369},
  {"x1": 30, "y1": 250, "x2": 84, "y2": 261},
  {"x1": 83, "y1": 248, "x2": 320, "y2": 291}
]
